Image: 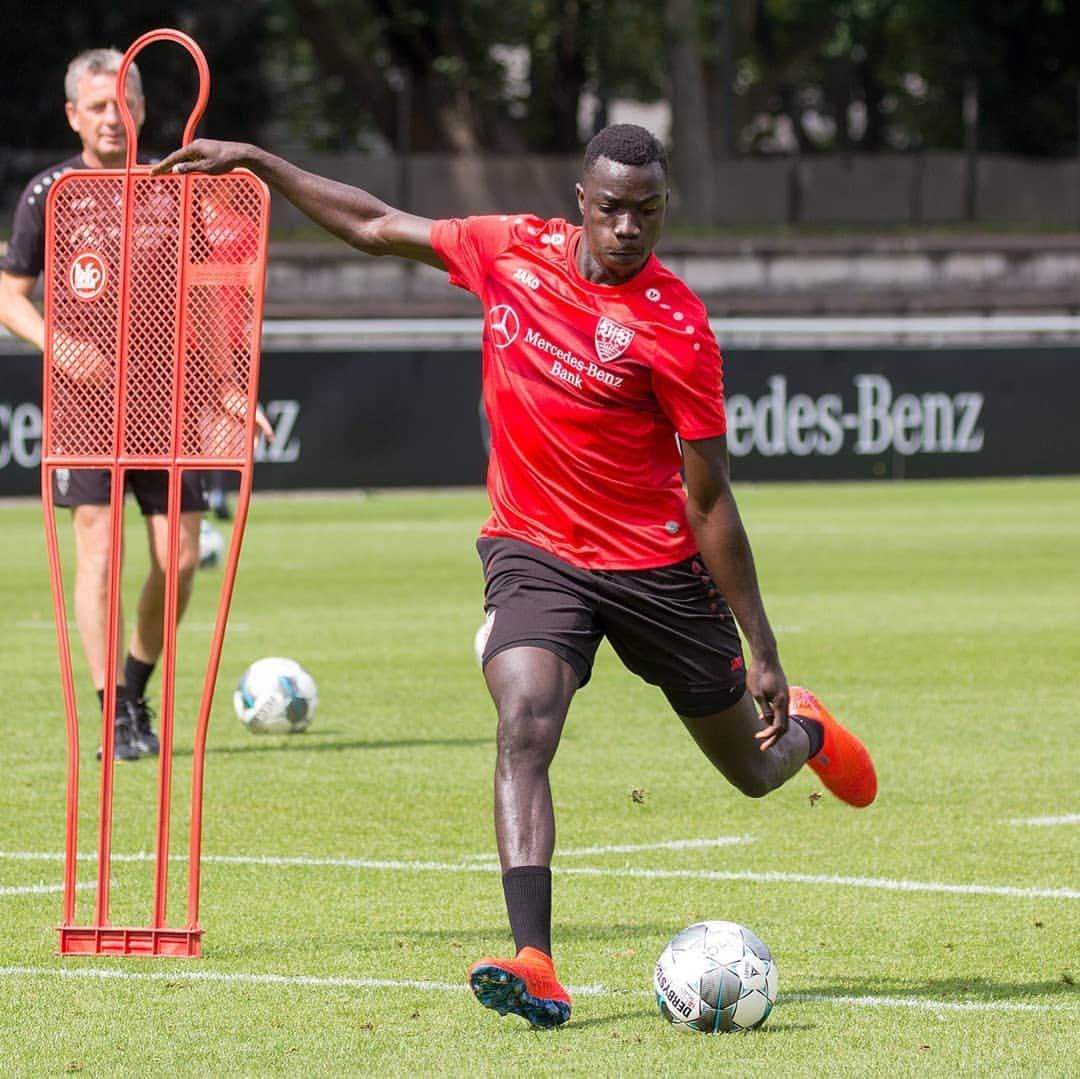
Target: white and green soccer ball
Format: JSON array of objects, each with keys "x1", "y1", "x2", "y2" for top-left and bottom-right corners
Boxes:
[
  {"x1": 233, "y1": 657, "x2": 318, "y2": 734},
  {"x1": 654, "y1": 920, "x2": 778, "y2": 1033}
]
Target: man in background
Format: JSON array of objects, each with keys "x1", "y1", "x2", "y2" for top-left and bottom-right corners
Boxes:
[{"x1": 0, "y1": 48, "x2": 206, "y2": 760}]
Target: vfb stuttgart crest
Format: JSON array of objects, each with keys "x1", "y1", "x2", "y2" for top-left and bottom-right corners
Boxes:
[
  {"x1": 594, "y1": 316, "x2": 634, "y2": 363},
  {"x1": 69, "y1": 251, "x2": 107, "y2": 301}
]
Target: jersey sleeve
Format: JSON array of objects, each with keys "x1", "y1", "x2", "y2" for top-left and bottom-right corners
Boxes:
[
  {"x1": 431, "y1": 214, "x2": 539, "y2": 296},
  {"x1": 650, "y1": 314, "x2": 728, "y2": 440},
  {"x1": 1, "y1": 180, "x2": 48, "y2": 279}
]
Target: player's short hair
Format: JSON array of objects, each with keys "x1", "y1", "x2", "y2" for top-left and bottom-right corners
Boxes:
[
  {"x1": 583, "y1": 124, "x2": 668, "y2": 179},
  {"x1": 65, "y1": 48, "x2": 142, "y2": 104}
]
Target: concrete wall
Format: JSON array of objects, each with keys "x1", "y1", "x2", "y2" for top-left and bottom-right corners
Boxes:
[
  {"x1": 258, "y1": 150, "x2": 1080, "y2": 230},
  {"x1": 5, "y1": 148, "x2": 1080, "y2": 229},
  {"x1": 254, "y1": 233, "x2": 1080, "y2": 319},
  {"x1": 3, "y1": 150, "x2": 1079, "y2": 318}
]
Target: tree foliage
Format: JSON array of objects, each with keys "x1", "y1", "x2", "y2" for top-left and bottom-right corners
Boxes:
[
  {"x1": 0, "y1": 0, "x2": 274, "y2": 155},
  {"x1": 742, "y1": 0, "x2": 1080, "y2": 156},
  {"x1": 1, "y1": 0, "x2": 1078, "y2": 159}
]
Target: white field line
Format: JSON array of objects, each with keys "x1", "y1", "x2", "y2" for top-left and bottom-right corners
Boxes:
[
  {"x1": 558, "y1": 866, "x2": 1080, "y2": 901},
  {"x1": 1005, "y1": 814, "x2": 1080, "y2": 826},
  {"x1": 0, "y1": 849, "x2": 1076, "y2": 900},
  {"x1": 0, "y1": 966, "x2": 1073, "y2": 1015},
  {"x1": 781, "y1": 992, "x2": 1073, "y2": 1015},
  {"x1": 0, "y1": 881, "x2": 97, "y2": 897}
]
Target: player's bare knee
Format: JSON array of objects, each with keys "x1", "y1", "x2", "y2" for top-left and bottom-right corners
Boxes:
[
  {"x1": 495, "y1": 702, "x2": 562, "y2": 770},
  {"x1": 496, "y1": 709, "x2": 559, "y2": 755}
]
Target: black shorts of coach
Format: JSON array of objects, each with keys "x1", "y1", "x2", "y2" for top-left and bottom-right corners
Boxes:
[
  {"x1": 51, "y1": 468, "x2": 208, "y2": 516},
  {"x1": 476, "y1": 536, "x2": 747, "y2": 717}
]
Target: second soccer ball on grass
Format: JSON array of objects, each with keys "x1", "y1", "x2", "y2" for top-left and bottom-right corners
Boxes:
[{"x1": 233, "y1": 657, "x2": 318, "y2": 734}]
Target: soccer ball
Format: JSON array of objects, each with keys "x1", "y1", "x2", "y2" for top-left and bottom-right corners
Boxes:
[
  {"x1": 654, "y1": 920, "x2": 778, "y2": 1033},
  {"x1": 233, "y1": 657, "x2": 318, "y2": 734},
  {"x1": 199, "y1": 520, "x2": 225, "y2": 569}
]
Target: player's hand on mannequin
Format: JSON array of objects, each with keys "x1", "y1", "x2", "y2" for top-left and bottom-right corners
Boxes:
[
  {"x1": 218, "y1": 386, "x2": 273, "y2": 449},
  {"x1": 748, "y1": 661, "x2": 790, "y2": 752},
  {"x1": 253, "y1": 404, "x2": 273, "y2": 445},
  {"x1": 153, "y1": 140, "x2": 248, "y2": 177}
]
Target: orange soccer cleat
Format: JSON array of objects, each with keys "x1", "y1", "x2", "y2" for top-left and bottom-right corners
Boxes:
[
  {"x1": 468, "y1": 946, "x2": 572, "y2": 1028},
  {"x1": 789, "y1": 686, "x2": 877, "y2": 807}
]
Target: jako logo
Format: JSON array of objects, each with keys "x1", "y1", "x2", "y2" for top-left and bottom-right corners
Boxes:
[
  {"x1": 69, "y1": 252, "x2": 107, "y2": 300},
  {"x1": 594, "y1": 316, "x2": 634, "y2": 363},
  {"x1": 513, "y1": 267, "x2": 540, "y2": 291}
]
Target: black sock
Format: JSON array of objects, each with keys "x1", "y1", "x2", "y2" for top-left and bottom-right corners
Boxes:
[
  {"x1": 791, "y1": 714, "x2": 824, "y2": 758},
  {"x1": 502, "y1": 866, "x2": 552, "y2": 957},
  {"x1": 123, "y1": 655, "x2": 155, "y2": 701},
  {"x1": 97, "y1": 687, "x2": 133, "y2": 711}
]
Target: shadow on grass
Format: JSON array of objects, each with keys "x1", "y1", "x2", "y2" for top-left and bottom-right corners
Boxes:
[
  {"x1": 791, "y1": 975, "x2": 1077, "y2": 1003},
  {"x1": 169, "y1": 733, "x2": 494, "y2": 758},
  {"x1": 358, "y1": 927, "x2": 1076, "y2": 1011},
  {"x1": 554, "y1": 1007, "x2": 657, "y2": 1030}
]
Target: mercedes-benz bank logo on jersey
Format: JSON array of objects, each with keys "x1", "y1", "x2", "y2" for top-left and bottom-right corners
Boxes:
[
  {"x1": 594, "y1": 317, "x2": 634, "y2": 363},
  {"x1": 489, "y1": 304, "x2": 520, "y2": 349},
  {"x1": 523, "y1": 326, "x2": 625, "y2": 391},
  {"x1": 69, "y1": 252, "x2": 107, "y2": 301}
]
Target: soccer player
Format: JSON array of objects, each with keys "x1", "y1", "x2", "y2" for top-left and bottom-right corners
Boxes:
[{"x1": 154, "y1": 123, "x2": 876, "y2": 1027}]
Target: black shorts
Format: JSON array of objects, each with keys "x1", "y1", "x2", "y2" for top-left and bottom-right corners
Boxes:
[
  {"x1": 51, "y1": 468, "x2": 207, "y2": 515},
  {"x1": 477, "y1": 537, "x2": 747, "y2": 717}
]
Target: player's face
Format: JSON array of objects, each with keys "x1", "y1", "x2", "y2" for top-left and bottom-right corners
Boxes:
[
  {"x1": 65, "y1": 72, "x2": 145, "y2": 169},
  {"x1": 575, "y1": 157, "x2": 668, "y2": 285}
]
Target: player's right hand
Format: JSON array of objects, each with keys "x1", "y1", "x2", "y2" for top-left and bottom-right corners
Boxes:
[
  {"x1": 152, "y1": 140, "x2": 249, "y2": 177},
  {"x1": 748, "y1": 660, "x2": 790, "y2": 752}
]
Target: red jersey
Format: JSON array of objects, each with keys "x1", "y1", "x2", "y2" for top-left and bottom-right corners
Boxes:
[
  {"x1": 199, "y1": 198, "x2": 260, "y2": 349},
  {"x1": 431, "y1": 214, "x2": 728, "y2": 570}
]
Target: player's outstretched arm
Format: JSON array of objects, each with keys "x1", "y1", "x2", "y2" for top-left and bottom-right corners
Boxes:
[
  {"x1": 1, "y1": 271, "x2": 113, "y2": 381},
  {"x1": 152, "y1": 140, "x2": 445, "y2": 270},
  {"x1": 0, "y1": 271, "x2": 46, "y2": 351},
  {"x1": 682, "y1": 434, "x2": 790, "y2": 748}
]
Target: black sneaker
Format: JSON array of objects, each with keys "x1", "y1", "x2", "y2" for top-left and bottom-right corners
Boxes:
[
  {"x1": 96, "y1": 704, "x2": 141, "y2": 762},
  {"x1": 129, "y1": 697, "x2": 160, "y2": 756}
]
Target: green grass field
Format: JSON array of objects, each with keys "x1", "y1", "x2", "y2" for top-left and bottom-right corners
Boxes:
[{"x1": 2, "y1": 479, "x2": 1077, "y2": 1076}]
